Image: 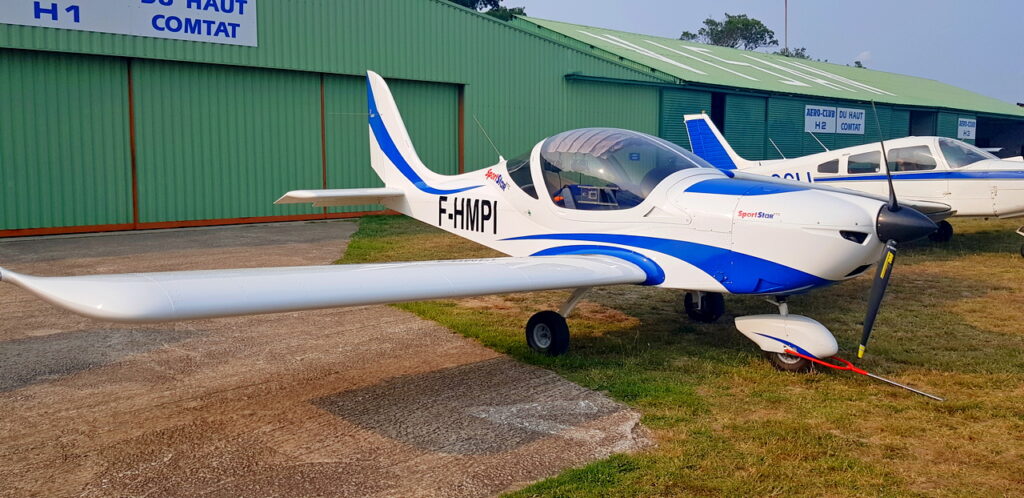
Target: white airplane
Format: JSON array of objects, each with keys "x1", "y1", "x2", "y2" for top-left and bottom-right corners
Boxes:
[
  {"x1": 0, "y1": 72, "x2": 946, "y2": 379},
  {"x1": 684, "y1": 113, "x2": 1024, "y2": 244}
]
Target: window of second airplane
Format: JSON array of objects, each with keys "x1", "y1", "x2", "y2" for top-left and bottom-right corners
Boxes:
[
  {"x1": 888, "y1": 145, "x2": 936, "y2": 171},
  {"x1": 847, "y1": 151, "x2": 880, "y2": 174}
]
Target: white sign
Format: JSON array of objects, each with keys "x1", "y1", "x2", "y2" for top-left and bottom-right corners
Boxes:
[
  {"x1": 957, "y1": 118, "x2": 977, "y2": 140},
  {"x1": 836, "y1": 107, "x2": 866, "y2": 135},
  {"x1": 804, "y1": 105, "x2": 865, "y2": 135},
  {"x1": 0, "y1": 0, "x2": 257, "y2": 46},
  {"x1": 804, "y1": 105, "x2": 836, "y2": 133}
]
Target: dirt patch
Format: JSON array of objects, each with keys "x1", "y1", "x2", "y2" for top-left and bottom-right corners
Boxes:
[{"x1": 0, "y1": 221, "x2": 649, "y2": 497}]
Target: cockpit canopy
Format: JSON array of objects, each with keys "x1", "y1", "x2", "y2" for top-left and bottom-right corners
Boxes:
[{"x1": 507, "y1": 128, "x2": 714, "y2": 210}]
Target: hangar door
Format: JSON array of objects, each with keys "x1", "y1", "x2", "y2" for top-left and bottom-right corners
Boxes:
[
  {"x1": 659, "y1": 88, "x2": 711, "y2": 151},
  {"x1": 0, "y1": 49, "x2": 132, "y2": 231}
]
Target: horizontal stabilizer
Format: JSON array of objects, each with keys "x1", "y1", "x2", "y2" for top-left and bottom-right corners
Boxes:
[
  {"x1": 275, "y1": 188, "x2": 404, "y2": 207},
  {"x1": 0, "y1": 256, "x2": 646, "y2": 322}
]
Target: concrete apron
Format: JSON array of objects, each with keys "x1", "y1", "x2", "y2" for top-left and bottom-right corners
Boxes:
[{"x1": 0, "y1": 220, "x2": 650, "y2": 497}]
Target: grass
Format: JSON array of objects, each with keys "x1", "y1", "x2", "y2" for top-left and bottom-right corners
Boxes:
[{"x1": 339, "y1": 215, "x2": 1024, "y2": 496}]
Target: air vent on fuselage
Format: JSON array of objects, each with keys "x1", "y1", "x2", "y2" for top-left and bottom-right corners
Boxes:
[{"x1": 840, "y1": 230, "x2": 868, "y2": 244}]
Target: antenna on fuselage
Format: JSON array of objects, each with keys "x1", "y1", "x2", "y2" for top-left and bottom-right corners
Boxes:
[
  {"x1": 472, "y1": 114, "x2": 504, "y2": 162},
  {"x1": 768, "y1": 137, "x2": 787, "y2": 159},
  {"x1": 808, "y1": 132, "x2": 830, "y2": 152}
]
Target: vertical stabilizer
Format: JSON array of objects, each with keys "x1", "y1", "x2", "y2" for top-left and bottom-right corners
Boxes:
[{"x1": 683, "y1": 113, "x2": 756, "y2": 170}]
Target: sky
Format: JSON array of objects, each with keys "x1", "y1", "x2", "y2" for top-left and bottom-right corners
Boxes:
[{"x1": 514, "y1": 0, "x2": 1024, "y2": 105}]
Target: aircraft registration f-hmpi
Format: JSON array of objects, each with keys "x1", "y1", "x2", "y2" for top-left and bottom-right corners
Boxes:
[
  {"x1": 0, "y1": 72, "x2": 947, "y2": 394},
  {"x1": 684, "y1": 113, "x2": 1024, "y2": 244}
]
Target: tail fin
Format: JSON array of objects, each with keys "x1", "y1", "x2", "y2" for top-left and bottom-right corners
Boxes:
[
  {"x1": 683, "y1": 113, "x2": 756, "y2": 170},
  {"x1": 366, "y1": 71, "x2": 476, "y2": 195}
]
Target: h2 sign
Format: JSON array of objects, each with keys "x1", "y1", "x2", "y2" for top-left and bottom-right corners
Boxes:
[
  {"x1": 0, "y1": 0, "x2": 258, "y2": 46},
  {"x1": 957, "y1": 118, "x2": 976, "y2": 140},
  {"x1": 804, "y1": 105, "x2": 865, "y2": 135}
]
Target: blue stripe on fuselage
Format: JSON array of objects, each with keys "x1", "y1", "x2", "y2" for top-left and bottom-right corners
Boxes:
[
  {"x1": 686, "y1": 178, "x2": 807, "y2": 195},
  {"x1": 531, "y1": 245, "x2": 666, "y2": 286},
  {"x1": 816, "y1": 170, "x2": 1024, "y2": 182},
  {"x1": 504, "y1": 233, "x2": 830, "y2": 294},
  {"x1": 366, "y1": 78, "x2": 480, "y2": 195}
]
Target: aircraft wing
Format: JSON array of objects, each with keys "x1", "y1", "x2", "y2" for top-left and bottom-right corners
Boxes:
[
  {"x1": 729, "y1": 171, "x2": 956, "y2": 221},
  {"x1": 0, "y1": 256, "x2": 646, "y2": 322},
  {"x1": 275, "y1": 188, "x2": 404, "y2": 207}
]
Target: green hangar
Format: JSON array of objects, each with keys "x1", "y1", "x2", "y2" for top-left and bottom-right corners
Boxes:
[{"x1": 2, "y1": 1, "x2": 1022, "y2": 236}]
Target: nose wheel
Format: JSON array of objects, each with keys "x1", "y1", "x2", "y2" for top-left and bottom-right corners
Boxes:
[
  {"x1": 764, "y1": 351, "x2": 813, "y2": 372},
  {"x1": 928, "y1": 220, "x2": 953, "y2": 243},
  {"x1": 684, "y1": 292, "x2": 725, "y2": 323}
]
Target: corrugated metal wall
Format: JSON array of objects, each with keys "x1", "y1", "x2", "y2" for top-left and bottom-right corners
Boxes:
[
  {"x1": 659, "y1": 88, "x2": 712, "y2": 150},
  {"x1": 765, "y1": 96, "x2": 898, "y2": 160},
  {"x1": 0, "y1": 49, "x2": 132, "y2": 231},
  {"x1": 132, "y1": 60, "x2": 323, "y2": 222},
  {"x1": 723, "y1": 94, "x2": 767, "y2": 160},
  {"x1": 937, "y1": 112, "x2": 975, "y2": 144},
  {"x1": 1, "y1": 1, "x2": 666, "y2": 234}
]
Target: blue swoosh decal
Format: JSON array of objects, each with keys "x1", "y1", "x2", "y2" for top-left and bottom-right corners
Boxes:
[
  {"x1": 816, "y1": 171, "x2": 1024, "y2": 182},
  {"x1": 532, "y1": 245, "x2": 666, "y2": 285},
  {"x1": 504, "y1": 233, "x2": 830, "y2": 294},
  {"x1": 366, "y1": 78, "x2": 481, "y2": 195},
  {"x1": 686, "y1": 178, "x2": 806, "y2": 196},
  {"x1": 755, "y1": 333, "x2": 818, "y2": 358}
]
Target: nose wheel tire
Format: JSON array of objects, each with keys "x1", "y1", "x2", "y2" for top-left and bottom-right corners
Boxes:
[
  {"x1": 928, "y1": 220, "x2": 954, "y2": 243},
  {"x1": 764, "y1": 351, "x2": 813, "y2": 373},
  {"x1": 684, "y1": 292, "x2": 725, "y2": 323},
  {"x1": 526, "y1": 311, "x2": 570, "y2": 356}
]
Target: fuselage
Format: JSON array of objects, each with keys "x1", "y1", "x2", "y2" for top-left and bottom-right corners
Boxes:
[
  {"x1": 740, "y1": 137, "x2": 1024, "y2": 218},
  {"x1": 387, "y1": 130, "x2": 898, "y2": 297}
]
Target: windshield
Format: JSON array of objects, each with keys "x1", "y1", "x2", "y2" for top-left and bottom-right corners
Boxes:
[
  {"x1": 539, "y1": 128, "x2": 713, "y2": 210},
  {"x1": 939, "y1": 138, "x2": 997, "y2": 168}
]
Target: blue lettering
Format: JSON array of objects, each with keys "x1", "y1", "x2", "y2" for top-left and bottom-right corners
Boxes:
[
  {"x1": 65, "y1": 4, "x2": 79, "y2": 22},
  {"x1": 236, "y1": 0, "x2": 246, "y2": 15},
  {"x1": 203, "y1": 0, "x2": 220, "y2": 12},
  {"x1": 165, "y1": 15, "x2": 182, "y2": 32},
  {"x1": 33, "y1": 2, "x2": 58, "y2": 20},
  {"x1": 228, "y1": 22, "x2": 239, "y2": 37},
  {"x1": 213, "y1": 21, "x2": 229, "y2": 36},
  {"x1": 186, "y1": 0, "x2": 200, "y2": 8},
  {"x1": 151, "y1": 14, "x2": 165, "y2": 30},
  {"x1": 784, "y1": 173, "x2": 795, "y2": 180},
  {"x1": 184, "y1": 17, "x2": 201, "y2": 34}
]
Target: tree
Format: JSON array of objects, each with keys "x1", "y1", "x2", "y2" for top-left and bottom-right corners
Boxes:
[
  {"x1": 853, "y1": 60, "x2": 866, "y2": 68},
  {"x1": 447, "y1": 0, "x2": 525, "y2": 21},
  {"x1": 679, "y1": 13, "x2": 778, "y2": 50},
  {"x1": 774, "y1": 47, "x2": 811, "y2": 59}
]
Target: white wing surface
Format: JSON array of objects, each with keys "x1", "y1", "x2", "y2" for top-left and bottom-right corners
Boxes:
[
  {"x1": 0, "y1": 256, "x2": 646, "y2": 322},
  {"x1": 274, "y1": 188, "x2": 404, "y2": 207}
]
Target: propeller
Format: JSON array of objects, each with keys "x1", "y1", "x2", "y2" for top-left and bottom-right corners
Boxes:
[{"x1": 857, "y1": 102, "x2": 936, "y2": 359}]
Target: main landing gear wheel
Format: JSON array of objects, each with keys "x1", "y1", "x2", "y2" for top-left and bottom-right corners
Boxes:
[
  {"x1": 928, "y1": 220, "x2": 953, "y2": 243},
  {"x1": 764, "y1": 351, "x2": 813, "y2": 373},
  {"x1": 684, "y1": 292, "x2": 725, "y2": 323},
  {"x1": 526, "y1": 310, "x2": 570, "y2": 356}
]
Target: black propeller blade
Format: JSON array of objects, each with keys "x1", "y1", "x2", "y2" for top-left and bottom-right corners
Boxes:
[
  {"x1": 858, "y1": 240, "x2": 897, "y2": 358},
  {"x1": 872, "y1": 101, "x2": 899, "y2": 211}
]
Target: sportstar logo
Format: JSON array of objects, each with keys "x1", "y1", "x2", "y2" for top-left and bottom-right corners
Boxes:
[
  {"x1": 484, "y1": 169, "x2": 509, "y2": 191},
  {"x1": 737, "y1": 210, "x2": 780, "y2": 220}
]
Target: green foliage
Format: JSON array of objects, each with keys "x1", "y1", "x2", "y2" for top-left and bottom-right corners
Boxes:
[
  {"x1": 854, "y1": 60, "x2": 866, "y2": 68},
  {"x1": 447, "y1": 0, "x2": 525, "y2": 21},
  {"x1": 775, "y1": 46, "x2": 811, "y2": 59},
  {"x1": 679, "y1": 13, "x2": 778, "y2": 50}
]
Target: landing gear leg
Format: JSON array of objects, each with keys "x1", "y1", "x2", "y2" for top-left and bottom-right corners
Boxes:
[
  {"x1": 928, "y1": 220, "x2": 954, "y2": 243},
  {"x1": 525, "y1": 287, "x2": 590, "y2": 356},
  {"x1": 1016, "y1": 226, "x2": 1024, "y2": 258},
  {"x1": 684, "y1": 291, "x2": 725, "y2": 323}
]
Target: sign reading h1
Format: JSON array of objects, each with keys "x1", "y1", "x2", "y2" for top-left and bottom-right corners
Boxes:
[
  {"x1": 0, "y1": 0, "x2": 258, "y2": 46},
  {"x1": 957, "y1": 118, "x2": 977, "y2": 140},
  {"x1": 804, "y1": 105, "x2": 865, "y2": 135}
]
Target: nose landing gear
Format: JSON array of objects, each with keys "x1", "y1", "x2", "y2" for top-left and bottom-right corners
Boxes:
[{"x1": 928, "y1": 220, "x2": 954, "y2": 243}]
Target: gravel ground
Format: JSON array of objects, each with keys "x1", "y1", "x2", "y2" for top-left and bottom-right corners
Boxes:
[{"x1": 0, "y1": 221, "x2": 649, "y2": 497}]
